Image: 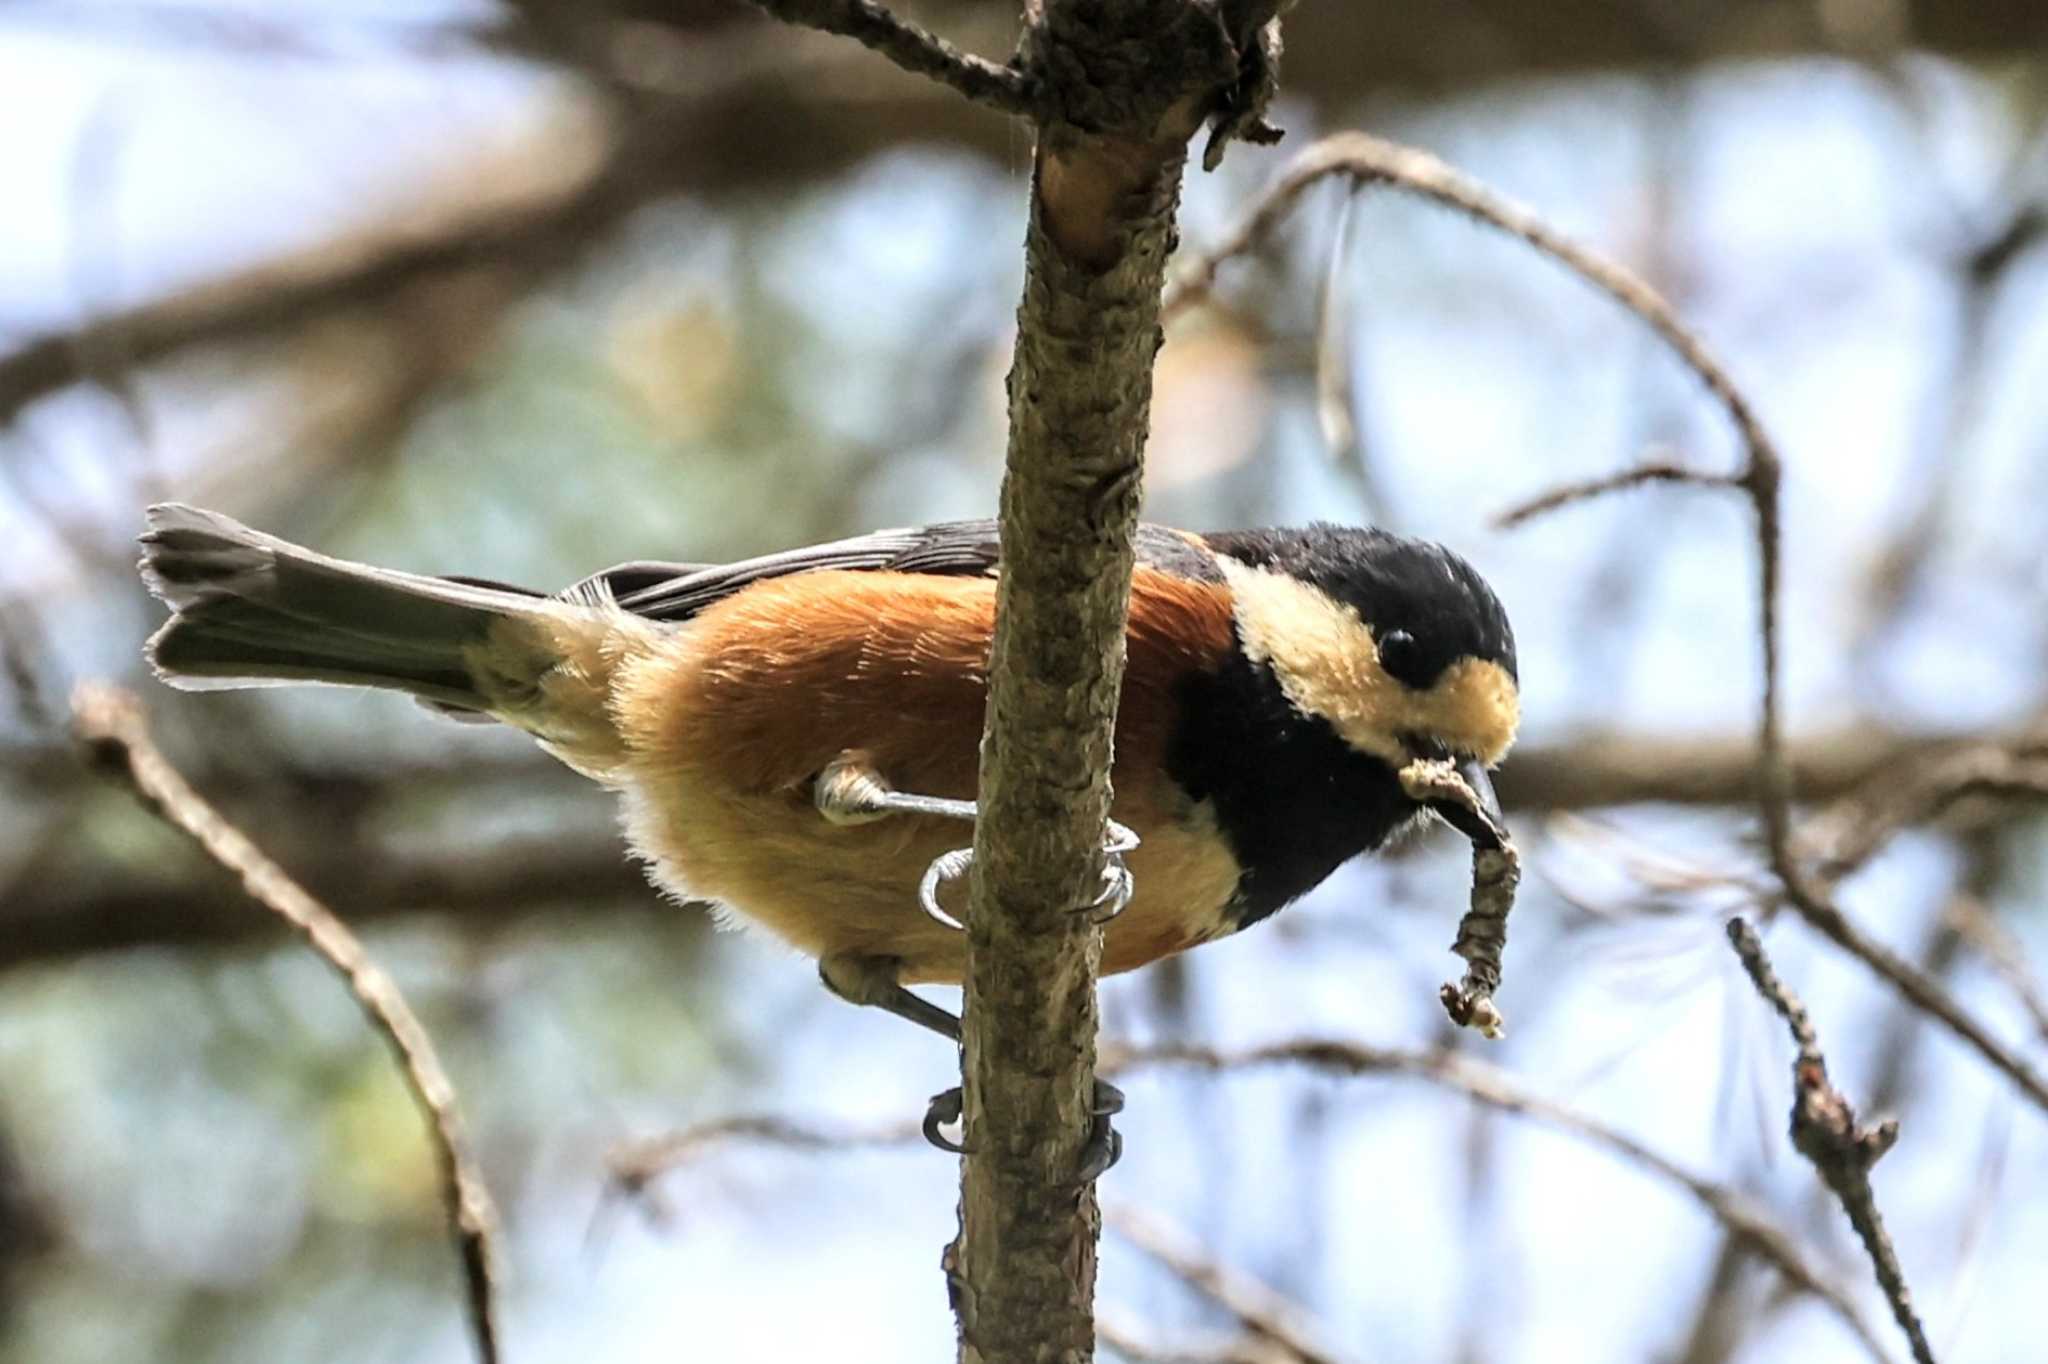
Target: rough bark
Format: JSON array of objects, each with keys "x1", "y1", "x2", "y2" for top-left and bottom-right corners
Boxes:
[{"x1": 952, "y1": 4, "x2": 1278, "y2": 1360}]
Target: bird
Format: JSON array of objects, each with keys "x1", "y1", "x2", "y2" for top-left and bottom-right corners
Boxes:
[{"x1": 138, "y1": 504, "x2": 1519, "y2": 1173}]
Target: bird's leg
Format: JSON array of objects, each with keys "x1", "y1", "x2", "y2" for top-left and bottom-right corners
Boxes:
[
  {"x1": 814, "y1": 755, "x2": 1133, "y2": 1177},
  {"x1": 814, "y1": 750, "x2": 980, "y2": 827},
  {"x1": 813, "y1": 752, "x2": 1139, "y2": 929},
  {"x1": 817, "y1": 948, "x2": 1125, "y2": 1179},
  {"x1": 818, "y1": 952, "x2": 963, "y2": 1043},
  {"x1": 818, "y1": 952, "x2": 968, "y2": 1153}
]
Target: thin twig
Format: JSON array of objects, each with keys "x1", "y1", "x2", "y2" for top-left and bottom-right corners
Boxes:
[
  {"x1": 1105, "y1": 1205, "x2": 1346, "y2": 1364},
  {"x1": 1725, "y1": 919, "x2": 1936, "y2": 1364},
  {"x1": 607, "y1": 1115, "x2": 1336, "y2": 1364},
  {"x1": 1105, "y1": 1039, "x2": 1898, "y2": 1364},
  {"x1": 1943, "y1": 894, "x2": 2048, "y2": 1045},
  {"x1": 1761, "y1": 894, "x2": 2048, "y2": 1116},
  {"x1": 1775, "y1": 740, "x2": 2048, "y2": 1113},
  {"x1": 1165, "y1": 130, "x2": 2048, "y2": 1119},
  {"x1": 70, "y1": 684, "x2": 503, "y2": 1364},
  {"x1": 603, "y1": 1045, "x2": 1891, "y2": 1363},
  {"x1": 1806, "y1": 745, "x2": 2048, "y2": 886},
  {"x1": 1492, "y1": 460, "x2": 1738, "y2": 528},
  {"x1": 1098, "y1": 1313, "x2": 1295, "y2": 1364},
  {"x1": 1768, "y1": 742, "x2": 2048, "y2": 1113},
  {"x1": 744, "y1": 0, "x2": 1033, "y2": 117},
  {"x1": 1162, "y1": 129, "x2": 1794, "y2": 854},
  {"x1": 606, "y1": 1114, "x2": 923, "y2": 1193},
  {"x1": 1313, "y1": 184, "x2": 1361, "y2": 472}
]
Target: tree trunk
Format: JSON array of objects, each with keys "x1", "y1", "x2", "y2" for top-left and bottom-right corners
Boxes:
[{"x1": 953, "y1": 3, "x2": 1280, "y2": 1359}]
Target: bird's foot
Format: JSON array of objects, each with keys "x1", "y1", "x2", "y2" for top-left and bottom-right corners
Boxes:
[
  {"x1": 919, "y1": 1079, "x2": 1126, "y2": 1183},
  {"x1": 1076, "y1": 1079, "x2": 1125, "y2": 1183},
  {"x1": 919, "y1": 821, "x2": 1139, "y2": 931},
  {"x1": 923, "y1": 1086, "x2": 969, "y2": 1154}
]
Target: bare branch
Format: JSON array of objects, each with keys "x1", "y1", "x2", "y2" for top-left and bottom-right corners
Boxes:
[
  {"x1": 1160, "y1": 130, "x2": 2048, "y2": 1124},
  {"x1": 1805, "y1": 743, "x2": 2048, "y2": 886},
  {"x1": 1942, "y1": 893, "x2": 2048, "y2": 1045},
  {"x1": 1097, "y1": 1314, "x2": 1297, "y2": 1364},
  {"x1": 69, "y1": 684, "x2": 503, "y2": 1364},
  {"x1": 1725, "y1": 919, "x2": 1935, "y2": 1364},
  {"x1": 742, "y1": 0, "x2": 1033, "y2": 116},
  {"x1": 1105, "y1": 1206, "x2": 1345, "y2": 1364},
  {"x1": 21, "y1": 720, "x2": 2048, "y2": 971},
  {"x1": 1105, "y1": 1039, "x2": 1898, "y2": 1364},
  {"x1": 606, "y1": 1114, "x2": 921, "y2": 1194},
  {"x1": 1160, "y1": 129, "x2": 1796, "y2": 867},
  {"x1": 1492, "y1": 460, "x2": 1739, "y2": 528},
  {"x1": 897, "y1": 1, "x2": 1280, "y2": 1354},
  {"x1": 1780, "y1": 744, "x2": 2048, "y2": 1113},
  {"x1": 1486, "y1": 724, "x2": 2030, "y2": 815},
  {"x1": 1565, "y1": 733, "x2": 2048, "y2": 1117},
  {"x1": 1770, "y1": 897, "x2": 2048, "y2": 1116},
  {"x1": 0, "y1": 100, "x2": 625, "y2": 431}
]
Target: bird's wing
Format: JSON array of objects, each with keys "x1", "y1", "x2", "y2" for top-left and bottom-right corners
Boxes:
[{"x1": 573, "y1": 520, "x2": 1223, "y2": 622}]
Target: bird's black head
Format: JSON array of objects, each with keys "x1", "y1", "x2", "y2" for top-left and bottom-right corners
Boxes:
[
  {"x1": 1205, "y1": 523, "x2": 1519, "y2": 771},
  {"x1": 1169, "y1": 524, "x2": 1520, "y2": 929}
]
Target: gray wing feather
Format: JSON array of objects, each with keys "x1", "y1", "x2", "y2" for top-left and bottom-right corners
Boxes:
[{"x1": 589, "y1": 521, "x2": 1220, "y2": 621}]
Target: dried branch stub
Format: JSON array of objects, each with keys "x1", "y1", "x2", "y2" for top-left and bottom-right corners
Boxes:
[
  {"x1": 70, "y1": 683, "x2": 502, "y2": 1364},
  {"x1": 1401, "y1": 757, "x2": 1520, "y2": 1040},
  {"x1": 1725, "y1": 917, "x2": 1935, "y2": 1364}
]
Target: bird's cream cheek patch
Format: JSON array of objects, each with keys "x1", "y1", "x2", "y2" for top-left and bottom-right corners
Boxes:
[{"x1": 1216, "y1": 558, "x2": 1518, "y2": 766}]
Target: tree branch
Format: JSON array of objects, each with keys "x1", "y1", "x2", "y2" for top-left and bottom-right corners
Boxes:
[
  {"x1": 939, "y1": 3, "x2": 1283, "y2": 1357},
  {"x1": 1762, "y1": 892, "x2": 2048, "y2": 1117},
  {"x1": 1778, "y1": 742, "x2": 2048, "y2": 1117},
  {"x1": 1096, "y1": 1316, "x2": 1301, "y2": 1364},
  {"x1": 1492, "y1": 460, "x2": 1740, "y2": 528},
  {"x1": 1725, "y1": 919, "x2": 1935, "y2": 1364},
  {"x1": 1942, "y1": 892, "x2": 2048, "y2": 1045},
  {"x1": 592, "y1": 1023, "x2": 1901, "y2": 1364},
  {"x1": 18, "y1": 721, "x2": 2047, "y2": 970},
  {"x1": 1169, "y1": 130, "x2": 2048, "y2": 1124},
  {"x1": 1104, "y1": 1039, "x2": 1898, "y2": 1364},
  {"x1": 1804, "y1": 743, "x2": 2048, "y2": 885},
  {"x1": 1159, "y1": 129, "x2": 1793, "y2": 845},
  {"x1": 1105, "y1": 1206, "x2": 1343, "y2": 1364},
  {"x1": 69, "y1": 684, "x2": 503, "y2": 1364},
  {"x1": 0, "y1": 98, "x2": 634, "y2": 431},
  {"x1": 743, "y1": 0, "x2": 1034, "y2": 116}
]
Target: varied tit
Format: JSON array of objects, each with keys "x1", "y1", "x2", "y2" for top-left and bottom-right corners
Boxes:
[{"x1": 139, "y1": 506, "x2": 1518, "y2": 1167}]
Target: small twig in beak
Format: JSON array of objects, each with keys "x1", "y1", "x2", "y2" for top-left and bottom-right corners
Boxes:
[{"x1": 1400, "y1": 758, "x2": 1522, "y2": 1040}]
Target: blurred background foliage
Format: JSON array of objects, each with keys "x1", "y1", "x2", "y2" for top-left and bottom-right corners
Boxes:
[{"x1": 3, "y1": 1, "x2": 2048, "y2": 1361}]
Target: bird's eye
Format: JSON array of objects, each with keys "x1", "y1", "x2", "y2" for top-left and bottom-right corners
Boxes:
[{"x1": 1376, "y1": 629, "x2": 1428, "y2": 687}]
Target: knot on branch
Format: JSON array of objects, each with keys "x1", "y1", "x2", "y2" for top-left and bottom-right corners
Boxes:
[
  {"x1": 1792, "y1": 1061, "x2": 1901, "y2": 1175},
  {"x1": 1201, "y1": 17, "x2": 1285, "y2": 171},
  {"x1": 1022, "y1": 0, "x2": 1283, "y2": 156}
]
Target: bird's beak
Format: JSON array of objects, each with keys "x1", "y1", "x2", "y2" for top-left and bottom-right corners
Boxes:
[{"x1": 1430, "y1": 756, "x2": 1508, "y2": 851}]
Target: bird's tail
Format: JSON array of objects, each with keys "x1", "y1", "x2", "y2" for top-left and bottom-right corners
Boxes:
[{"x1": 140, "y1": 503, "x2": 573, "y2": 717}]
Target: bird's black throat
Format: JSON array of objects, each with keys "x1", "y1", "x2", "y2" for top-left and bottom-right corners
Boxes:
[{"x1": 1167, "y1": 641, "x2": 1417, "y2": 931}]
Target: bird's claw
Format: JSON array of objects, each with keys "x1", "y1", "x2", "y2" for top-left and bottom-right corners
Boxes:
[
  {"x1": 920, "y1": 1081, "x2": 1126, "y2": 1181},
  {"x1": 1075, "y1": 1079, "x2": 1125, "y2": 1184},
  {"x1": 917, "y1": 820, "x2": 1141, "y2": 932},
  {"x1": 923, "y1": 1086, "x2": 969, "y2": 1154},
  {"x1": 917, "y1": 851, "x2": 975, "y2": 931},
  {"x1": 1084, "y1": 822, "x2": 1140, "y2": 924}
]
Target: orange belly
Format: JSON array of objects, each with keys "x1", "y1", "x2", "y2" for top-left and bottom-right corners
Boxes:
[{"x1": 606, "y1": 566, "x2": 1242, "y2": 982}]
